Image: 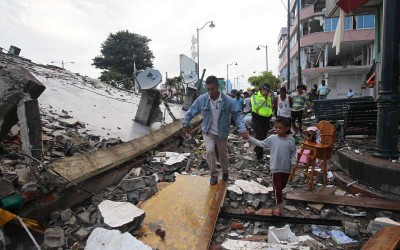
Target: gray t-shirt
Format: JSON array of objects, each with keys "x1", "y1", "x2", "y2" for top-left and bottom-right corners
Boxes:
[{"x1": 249, "y1": 135, "x2": 296, "y2": 173}]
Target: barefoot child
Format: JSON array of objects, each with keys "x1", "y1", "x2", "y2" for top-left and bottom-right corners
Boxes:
[{"x1": 248, "y1": 117, "x2": 296, "y2": 215}]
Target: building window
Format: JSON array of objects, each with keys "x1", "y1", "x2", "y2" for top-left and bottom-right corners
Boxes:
[
  {"x1": 324, "y1": 17, "x2": 339, "y2": 32},
  {"x1": 356, "y1": 15, "x2": 375, "y2": 29},
  {"x1": 324, "y1": 15, "x2": 375, "y2": 31}
]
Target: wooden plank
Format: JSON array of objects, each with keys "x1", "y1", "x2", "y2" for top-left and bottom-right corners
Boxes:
[
  {"x1": 286, "y1": 192, "x2": 400, "y2": 211},
  {"x1": 308, "y1": 186, "x2": 337, "y2": 211},
  {"x1": 138, "y1": 175, "x2": 226, "y2": 250},
  {"x1": 361, "y1": 226, "x2": 400, "y2": 250},
  {"x1": 50, "y1": 117, "x2": 201, "y2": 187}
]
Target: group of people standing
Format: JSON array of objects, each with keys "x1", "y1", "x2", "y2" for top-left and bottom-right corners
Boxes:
[{"x1": 182, "y1": 75, "x2": 330, "y2": 216}]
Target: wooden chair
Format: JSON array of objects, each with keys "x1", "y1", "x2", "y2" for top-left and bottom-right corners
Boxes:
[{"x1": 288, "y1": 120, "x2": 336, "y2": 190}]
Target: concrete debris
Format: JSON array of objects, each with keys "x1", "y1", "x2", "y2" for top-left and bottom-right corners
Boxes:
[
  {"x1": 74, "y1": 228, "x2": 91, "y2": 241},
  {"x1": 60, "y1": 208, "x2": 73, "y2": 222},
  {"x1": 42, "y1": 227, "x2": 65, "y2": 249},
  {"x1": 98, "y1": 200, "x2": 145, "y2": 230},
  {"x1": 230, "y1": 180, "x2": 273, "y2": 202},
  {"x1": 367, "y1": 217, "x2": 400, "y2": 234},
  {"x1": 85, "y1": 228, "x2": 151, "y2": 250},
  {"x1": 118, "y1": 175, "x2": 157, "y2": 204},
  {"x1": 77, "y1": 211, "x2": 91, "y2": 224},
  {"x1": 221, "y1": 239, "x2": 310, "y2": 250},
  {"x1": 343, "y1": 221, "x2": 359, "y2": 238},
  {"x1": 268, "y1": 225, "x2": 299, "y2": 245},
  {"x1": 152, "y1": 152, "x2": 190, "y2": 165}
]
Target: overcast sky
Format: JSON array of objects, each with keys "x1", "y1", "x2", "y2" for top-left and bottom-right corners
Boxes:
[{"x1": 1, "y1": 0, "x2": 287, "y2": 89}]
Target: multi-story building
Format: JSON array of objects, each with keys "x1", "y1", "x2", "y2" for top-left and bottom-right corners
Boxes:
[{"x1": 277, "y1": 0, "x2": 376, "y2": 99}]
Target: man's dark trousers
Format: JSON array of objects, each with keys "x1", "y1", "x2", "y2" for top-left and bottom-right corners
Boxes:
[{"x1": 251, "y1": 112, "x2": 271, "y2": 160}]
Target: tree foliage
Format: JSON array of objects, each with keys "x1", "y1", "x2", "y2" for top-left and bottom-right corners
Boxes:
[
  {"x1": 92, "y1": 30, "x2": 154, "y2": 89},
  {"x1": 248, "y1": 71, "x2": 281, "y2": 91},
  {"x1": 165, "y1": 76, "x2": 183, "y2": 96},
  {"x1": 99, "y1": 69, "x2": 133, "y2": 90}
]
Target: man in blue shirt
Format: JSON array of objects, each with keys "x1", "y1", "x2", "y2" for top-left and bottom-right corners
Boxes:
[
  {"x1": 182, "y1": 76, "x2": 248, "y2": 185},
  {"x1": 235, "y1": 92, "x2": 244, "y2": 110},
  {"x1": 317, "y1": 80, "x2": 331, "y2": 100}
]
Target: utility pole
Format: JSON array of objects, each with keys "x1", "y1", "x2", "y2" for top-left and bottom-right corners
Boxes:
[
  {"x1": 374, "y1": 0, "x2": 400, "y2": 158},
  {"x1": 287, "y1": 0, "x2": 291, "y2": 91},
  {"x1": 297, "y1": 0, "x2": 302, "y2": 86}
]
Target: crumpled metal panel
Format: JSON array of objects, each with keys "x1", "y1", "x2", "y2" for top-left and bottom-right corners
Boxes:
[{"x1": 139, "y1": 175, "x2": 226, "y2": 249}]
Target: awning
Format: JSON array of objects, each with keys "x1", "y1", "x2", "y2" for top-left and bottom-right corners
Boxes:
[{"x1": 337, "y1": 0, "x2": 369, "y2": 14}]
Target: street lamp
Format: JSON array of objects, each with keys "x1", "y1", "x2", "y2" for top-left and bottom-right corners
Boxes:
[
  {"x1": 50, "y1": 60, "x2": 74, "y2": 69},
  {"x1": 253, "y1": 70, "x2": 263, "y2": 76},
  {"x1": 196, "y1": 21, "x2": 215, "y2": 76},
  {"x1": 234, "y1": 75, "x2": 244, "y2": 90},
  {"x1": 256, "y1": 45, "x2": 268, "y2": 72},
  {"x1": 226, "y1": 62, "x2": 238, "y2": 90}
]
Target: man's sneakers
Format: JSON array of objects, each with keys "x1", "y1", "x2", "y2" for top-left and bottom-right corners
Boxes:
[
  {"x1": 210, "y1": 174, "x2": 229, "y2": 185},
  {"x1": 257, "y1": 159, "x2": 266, "y2": 165},
  {"x1": 210, "y1": 176, "x2": 218, "y2": 185}
]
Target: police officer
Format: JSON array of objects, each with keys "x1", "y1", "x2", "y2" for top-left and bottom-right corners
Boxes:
[{"x1": 251, "y1": 83, "x2": 273, "y2": 164}]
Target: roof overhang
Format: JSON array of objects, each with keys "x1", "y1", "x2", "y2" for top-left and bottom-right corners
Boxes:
[{"x1": 327, "y1": 0, "x2": 382, "y2": 17}]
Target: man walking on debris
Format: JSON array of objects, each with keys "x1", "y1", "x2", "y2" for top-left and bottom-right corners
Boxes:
[
  {"x1": 251, "y1": 83, "x2": 273, "y2": 164},
  {"x1": 182, "y1": 76, "x2": 248, "y2": 185}
]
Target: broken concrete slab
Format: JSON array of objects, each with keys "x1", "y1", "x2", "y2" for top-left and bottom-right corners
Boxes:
[
  {"x1": 85, "y1": 228, "x2": 151, "y2": 250},
  {"x1": 231, "y1": 180, "x2": 273, "y2": 202},
  {"x1": 268, "y1": 225, "x2": 299, "y2": 245},
  {"x1": 221, "y1": 239, "x2": 310, "y2": 250},
  {"x1": 227, "y1": 184, "x2": 243, "y2": 201},
  {"x1": 0, "y1": 64, "x2": 45, "y2": 140},
  {"x1": 98, "y1": 200, "x2": 145, "y2": 230},
  {"x1": 367, "y1": 217, "x2": 400, "y2": 234}
]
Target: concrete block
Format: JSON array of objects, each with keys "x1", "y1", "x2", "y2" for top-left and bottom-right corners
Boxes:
[
  {"x1": 367, "y1": 217, "x2": 400, "y2": 234},
  {"x1": 268, "y1": 225, "x2": 299, "y2": 244},
  {"x1": 74, "y1": 228, "x2": 90, "y2": 241},
  {"x1": 98, "y1": 200, "x2": 145, "y2": 230},
  {"x1": 85, "y1": 228, "x2": 151, "y2": 250},
  {"x1": 120, "y1": 178, "x2": 146, "y2": 191},
  {"x1": 77, "y1": 211, "x2": 91, "y2": 224},
  {"x1": 42, "y1": 227, "x2": 65, "y2": 249},
  {"x1": 227, "y1": 184, "x2": 243, "y2": 201},
  {"x1": 60, "y1": 208, "x2": 72, "y2": 222}
]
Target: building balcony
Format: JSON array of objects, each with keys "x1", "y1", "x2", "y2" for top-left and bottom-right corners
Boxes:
[{"x1": 279, "y1": 29, "x2": 375, "y2": 70}]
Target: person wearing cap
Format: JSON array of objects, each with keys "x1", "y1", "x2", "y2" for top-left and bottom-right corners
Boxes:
[
  {"x1": 291, "y1": 84, "x2": 308, "y2": 136},
  {"x1": 182, "y1": 76, "x2": 249, "y2": 185},
  {"x1": 251, "y1": 83, "x2": 273, "y2": 164}
]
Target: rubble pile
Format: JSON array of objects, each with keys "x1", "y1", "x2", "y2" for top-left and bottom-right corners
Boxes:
[{"x1": 41, "y1": 173, "x2": 157, "y2": 249}]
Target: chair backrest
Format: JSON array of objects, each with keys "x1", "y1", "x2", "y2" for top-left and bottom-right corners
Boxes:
[{"x1": 316, "y1": 120, "x2": 336, "y2": 146}]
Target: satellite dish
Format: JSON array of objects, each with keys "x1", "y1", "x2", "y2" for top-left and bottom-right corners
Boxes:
[
  {"x1": 136, "y1": 69, "x2": 162, "y2": 89},
  {"x1": 182, "y1": 73, "x2": 198, "y2": 85}
]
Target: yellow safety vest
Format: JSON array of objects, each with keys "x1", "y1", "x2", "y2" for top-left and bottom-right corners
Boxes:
[{"x1": 251, "y1": 91, "x2": 272, "y2": 117}]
